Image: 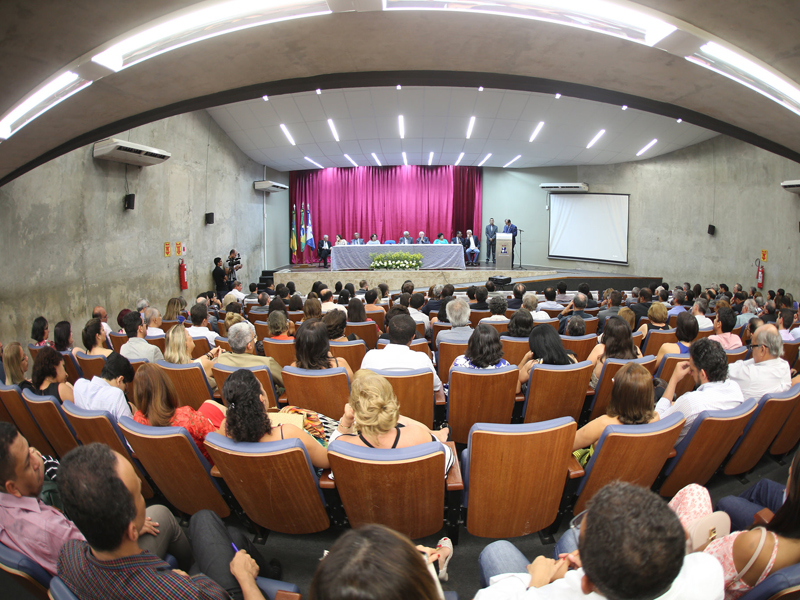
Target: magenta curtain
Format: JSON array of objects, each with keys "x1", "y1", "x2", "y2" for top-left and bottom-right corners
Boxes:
[{"x1": 289, "y1": 166, "x2": 482, "y2": 264}]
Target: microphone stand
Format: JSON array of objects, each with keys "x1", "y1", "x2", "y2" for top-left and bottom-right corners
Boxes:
[{"x1": 516, "y1": 228, "x2": 526, "y2": 270}]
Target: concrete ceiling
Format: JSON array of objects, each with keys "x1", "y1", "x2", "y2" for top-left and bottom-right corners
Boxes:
[{"x1": 1, "y1": 0, "x2": 800, "y2": 185}]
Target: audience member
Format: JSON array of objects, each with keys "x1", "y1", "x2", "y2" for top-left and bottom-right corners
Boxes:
[
  {"x1": 292, "y1": 319, "x2": 354, "y2": 380},
  {"x1": 267, "y1": 311, "x2": 293, "y2": 340},
  {"x1": 517, "y1": 325, "x2": 577, "y2": 393},
  {"x1": 617, "y1": 306, "x2": 636, "y2": 330},
  {"x1": 708, "y1": 307, "x2": 743, "y2": 350},
  {"x1": 557, "y1": 293, "x2": 590, "y2": 335},
  {"x1": 597, "y1": 290, "x2": 623, "y2": 334},
  {"x1": 364, "y1": 288, "x2": 386, "y2": 314},
  {"x1": 3, "y1": 342, "x2": 30, "y2": 388},
  {"x1": 507, "y1": 284, "x2": 526, "y2": 310},
  {"x1": 484, "y1": 296, "x2": 509, "y2": 322},
  {"x1": 249, "y1": 293, "x2": 270, "y2": 318},
  {"x1": 450, "y1": 324, "x2": 510, "y2": 373},
  {"x1": 735, "y1": 298, "x2": 759, "y2": 329},
  {"x1": 506, "y1": 309, "x2": 533, "y2": 339},
  {"x1": 119, "y1": 311, "x2": 164, "y2": 363},
  {"x1": 656, "y1": 311, "x2": 701, "y2": 365},
  {"x1": 727, "y1": 324, "x2": 791, "y2": 400},
  {"x1": 73, "y1": 352, "x2": 135, "y2": 422},
  {"x1": 521, "y1": 292, "x2": 551, "y2": 320},
  {"x1": 668, "y1": 290, "x2": 687, "y2": 316},
  {"x1": 472, "y1": 286, "x2": 490, "y2": 311},
  {"x1": 288, "y1": 294, "x2": 304, "y2": 311},
  {"x1": 322, "y1": 310, "x2": 357, "y2": 342},
  {"x1": 347, "y1": 298, "x2": 379, "y2": 333},
  {"x1": 216, "y1": 322, "x2": 284, "y2": 391},
  {"x1": 186, "y1": 304, "x2": 220, "y2": 344},
  {"x1": 143, "y1": 308, "x2": 165, "y2": 338},
  {"x1": 163, "y1": 298, "x2": 185, "y2": 323},
  {"x1": 319, "y1": 289, "x2": 346, "y2": 314},
  {"x1": 692, "y1": 298, "x2": 714, "y2": 329},
  {"x1": 407, "y1": 293, "x2": 431, "y2": 334},
  {"x1": 164, "y1": 323, "x2": 220, "y2": 386},
  {"x1": 229, "y1": 281, "x2": 246, "y2": 302},
  {"x1": 587, "y1": 316, "x2": 641, "y2": 389},
  {"x1": 436, "y1": 300, "x2": 473, "y2": 348},
  {"x1": 30, "y1": 346, "x2": 74, "y2": 402},
  {"x1": 637, "y1": 301, "x2": 670, "y2": 338},
  {"x1": 555, "y1": 281, "x2": 572, "y2": 303},
  {"x1": 31, "y1": 316, "x2": 54, "y2": 348},
  {"x1": 630, "y1": 288, "x2": 653, "y2": 328},
  {"x1": 53, "y1": 321, "x2": 81, "y2": 357},
  {"x1": 565, "y1": 315, "x2": 586, "y2": 337},
  {"x1": 302, "y1": 297, "x2": 322, "y2": 322},
  {"x1": 538, "y1": 287, "x2": 562, "y2": 310},
  {"x1": 777, "y1": 308, "x2": 795, "y2": 342},
  {"x1": 91, "y1": 306, "x2": 113, "y2": 340}
]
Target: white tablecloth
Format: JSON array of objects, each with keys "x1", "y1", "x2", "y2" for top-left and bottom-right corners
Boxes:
[{"x1": 330, "y1": 244, "x2": 466, "y2": 270}]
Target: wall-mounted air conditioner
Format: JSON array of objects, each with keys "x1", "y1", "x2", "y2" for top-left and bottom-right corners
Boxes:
[{"x1": 92, "y1": 138, "x2": 171, "y2": 167}]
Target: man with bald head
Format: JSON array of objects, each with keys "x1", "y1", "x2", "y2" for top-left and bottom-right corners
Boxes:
[
  {"x1": 727, "y1": 324, "x2": 792, "y2": 401},
  {"x1": 92, "y1": 305, "x2": 113, "y2": 340}
]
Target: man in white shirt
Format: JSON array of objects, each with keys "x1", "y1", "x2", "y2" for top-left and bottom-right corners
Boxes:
[
  {"x1": 692, "y1": 299, "x2": 714, "y2": 329},
  {"x1": 522, "y1": 293, "x2": 552, "y2": 321},
  {"x1": 361, "y1": 315, "x2": 444, "y2": 403},
  {"x1": 728, "y1": 324, "x2": 792, "y2": 400},
  {"x1": 538, "y1": 287, "x2": 563, "y2": 310},
  {"x1": 144, "y1": 307, "x2": 164, "y2": 338},
  {"x1": 185, "y1": 303, "x2": 219, "y2": 344},
  {"x1": 319, "y1": 289, "x2": 346, "y2": 313},
  {"x1": 407, "y1": 293, "x2": 431, "y2": 334},
  {"x1": 72, "y1": 352, "x2": 135, "y2": 422},
  {"x1": 655, "y1": 337, "x2": 744, "y2": 443},
  {"x1": 119, "y1": 312, "x2": 164, "y2": 363},
  {"x1": 229, "y1": 281, "x2": 247, "y2": 302},
  {"x1": 476, "y1": 482, "x2": 723, "y2": 600}
]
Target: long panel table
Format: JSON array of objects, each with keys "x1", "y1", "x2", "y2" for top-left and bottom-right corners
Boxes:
[{"x1": 330, "y1": 244, "x2": 466, "y2": 270}]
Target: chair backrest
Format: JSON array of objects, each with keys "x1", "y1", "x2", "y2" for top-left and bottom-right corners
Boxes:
[
  {"x1": 156, "y1": 361, "x2": 213, "y2": 410},
  {"x1": 61, "y1": 401, "x2": 155, "y2": 499},
  {"x1": 218, "y1": 320, "x2": 228, "y2": 336},
  {"x1": 724, "y1": 385, "x2": 800, "y2": 476},
  {"x1": 190, "y1": 336, "x2": 211, "y2": 360},
  {"x1": 500, "y1": 336, "x2": 530, "y2": 367},
  {"x1": 532, "y1": 318, "x2": 560, "y2": 331},
  {"x1": 431, "y1": 322, "x2": 452, "y2": 347},
  {"x1": 212, "y1": 364, "x2": 277, "y2": 408},
  {"x1": 262, "y1": 338, "x2": 297, "y2": 369},
  {"x1": 783, "y1": 340, "x2": 800, "y2": 370},
  {"x1": 327, "y1": 441, "x2": 446, "y2": 539},
  {"x1": 345, "y1": 322, "x2": 379, "y2": 349},
  {"x1": 282, "y1": 366, "x2": 350, "y2": 417},
  {"x1": 469, "y1": 310, "x2": 491, "y2": 328},
  {"x1": 415, "y1": 321, "x2": 427, "y2": 338},
  {"x1": 588, "y1": 356, "x2": 657, "y2": 422},
  {"x1": 642, "y1": 328, "x2": 677, "y2": 356},
  {"x1": 582, "y1": 317, "x2": 599, "y2": 335},
  {"x1": 654, "y1": 354, "x2": 694, "y2": 398},
  {"x1": 159, "y1": 320, "x2": 179, "y2": 333},
  {"x1": 480, "y1": 319, "x2": 509, "y2": 336},
  {"x1": 639, "y1": 316, "x2": 652, "y2": 328},
  {"x1": 542, "y1": 308, "x2": 563, "y2": 319},
  {"x1": 108, "y1": 332, "x2": 128, "y2": 354},
  {"x1": 286, "y1": 310, "x2": 304, "y2": 324},
  {"x1": 462, "y1": 419, "x2": 576, "y2": 538},
  {"x1": 214, "y1": 337, "x2": 232, "y2": 352},
  {"x1": 658, "y1": 398, "x2": 758, "y2": 497},
  {"x1": 0, "y1": 384, "x2": 56, "y2": 456},
  {"x1": 574, "y1": 413, "x2": 685, "y2": 514},
  {"x1": 330, "y1": 340, "x2": 368, "y2": 371},
  {"x1": 726, "y1": 346, "x2": 749, "y2": 363},
  {"x1": 59, "y1": 352, "x2": 83, "y2": 385},
  {"x1": 695, "y1": 327, "x2": 715, "y2": 340},
  {"x1": 365, "y1": 309, "x2": 385, "y2": 332},
  {"x1": 145, "y1": 335, "x2": 166, "y2": 354},
  {"x1": 27, "y1": 344, "x2": 41, "y2": 363},
  {"x1": 254, "y1": 321, "x2": 270, "y2": 340},
  {"x1": 367, "y1": 368, "x2": 435, "y2": 428},
  {"x1": 771, "y1": 385, "x2": 800, "y2": 456},
  {"x1": 447, "y1": 366, "x2": 519, "y2": 444},
  {"x1": 559, "y1": 334, "x2": 597, "y2": 362},
  {"x1": 0, "y1": 540, "x2": 51, "y2": 598},
  {"x1": 737, "y1": 561, "x2": 800, "y2": 600},
  {"x1": 118, "y1": 416, "x2": 230, "y2": 517},
  {"x1": 631, "y1": 330, "x2": 644, "y2": 348},
  {"x1": 203, "y1": 433, "x2": 329, "y2": 534},
  {"x1": 668, "y1": 314, "x2": 679, "y2": 328},
  {"x1": 75, "y1": 351, "x2": 106, "y2": 380},
  {"x1": 376, "y1": 338, "x2": 432, "y2": 359},
  {"x1": 437, "y1": 341, "x2": 469, "y2": 380},
  {"x1": 524, "y1": 361, "x2": 594, "y2": 423},
  {"x1": 21, "y1": 390, "x2": 80, "y2": 458}
]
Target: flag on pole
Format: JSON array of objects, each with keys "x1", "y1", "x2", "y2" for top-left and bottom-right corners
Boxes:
[
  {"x1": 290, "y1": 204, "x2": 297, "y2": 261},
  {"x1": 306, "y1": 204, "x2": 316, "y2": 250},
  {"x1": 300, "y1": 202, "x2": 306, "y2": 252}
]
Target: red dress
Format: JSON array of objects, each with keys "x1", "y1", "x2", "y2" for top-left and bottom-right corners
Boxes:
[{"x1": 133, "y1": 405, "x2": 220, "y2": 465}]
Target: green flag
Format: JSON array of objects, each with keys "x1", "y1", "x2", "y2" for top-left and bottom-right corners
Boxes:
[
  {"x1": 300, "y1": 202, "x2": 306, "y2": 251},
  {"x1": 290, "y1": 204, "x2": 298, "y2": 259}
]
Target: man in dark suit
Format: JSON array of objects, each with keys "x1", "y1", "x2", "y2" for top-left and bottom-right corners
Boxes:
[
  {"x1": 463, "y1": 229, "x2": 480, "y2": 265},
  {"x1": 318, "y1": 235, "x2": 332, "y2": 268},
  {"x1": 350, "y1": 232, "x2": 365, "y2": 245},
  {"x1": 451, "y1": 231, "x2": 464, "y2": 246},
  {"x1": 503, "y1": 219, "x2": 518, "y2": 265},
  {"x1": 597, "y1": 290, "x2": 623, "y2": 334},
  {"x1": 416, "y1": 231, "x2": 430, "y2": 244},
  {"x1": 471, "y1": 286, "x2": 490, "y2": 310},
  {"x1": 630, "y1": 288, "x2": 653, "y2": 328},
  {"x1": 398, "y1": 231, "x2": 414, "y2": 244},
  {"x1": 558, "y1": 293, "x2": 590, "y2": 334},
  {"x1": 507, "y1": 283, "x2": 526, "y2": 309}
]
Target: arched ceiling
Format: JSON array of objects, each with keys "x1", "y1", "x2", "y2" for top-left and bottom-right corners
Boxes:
[{"x1": 1, "y1": 0, "x2": 799, "y2": 186}]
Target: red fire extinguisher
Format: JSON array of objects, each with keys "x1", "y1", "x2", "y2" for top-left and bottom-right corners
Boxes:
[
  {"x1": 756, "y1": 259, "x2": 764, "y2": 289},
  {"x1": 178, "y1": 258, "x2": 188, "y2": 291}
]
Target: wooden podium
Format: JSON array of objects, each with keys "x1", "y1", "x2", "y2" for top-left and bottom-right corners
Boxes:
[{"x1": 496, "y1": 233, "x2": 513, "y2": 269}]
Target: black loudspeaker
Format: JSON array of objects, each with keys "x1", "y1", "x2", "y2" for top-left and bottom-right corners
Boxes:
[
  {"x1": 205, "y1": 212, "x2": 215, "y2": 225},
  {"x1": 707, "y1": 224, "x2": 716, "y2": 235},
  {"x1": 124, "y1": 194, "x2": 135, "y2": 210}
]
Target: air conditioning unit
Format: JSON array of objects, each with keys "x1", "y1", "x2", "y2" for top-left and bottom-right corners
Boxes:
[
  {"x1": 539, "y1": 183, "x2": 589, "y2": 193},
  {"x1": 781, "y1": 180, "x2": 800, "y2": 194},
  {"x1": 254, "y1": 180, "x2": 289, "y2": 193},
  {"x1": 92, "y1": 138, "x2": 171, "y2": 167}
]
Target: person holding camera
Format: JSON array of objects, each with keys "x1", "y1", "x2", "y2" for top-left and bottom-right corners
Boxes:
[{"x1": 227, "y1": 249, "x2": 242, "y2": 291}]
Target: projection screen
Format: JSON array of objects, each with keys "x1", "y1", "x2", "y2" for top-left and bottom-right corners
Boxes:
[{"x1": 548, "y1": 193, "x2": 629, "y2": 265}]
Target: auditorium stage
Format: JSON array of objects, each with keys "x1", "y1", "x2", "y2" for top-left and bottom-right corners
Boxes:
[{"x1": 271, "y1": 264, "x2": 662, "y2": 294}]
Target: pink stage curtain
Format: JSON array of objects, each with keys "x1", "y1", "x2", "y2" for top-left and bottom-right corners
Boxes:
[{"x1": 289, "y1": 166, "x2": 482, "y2": 264}]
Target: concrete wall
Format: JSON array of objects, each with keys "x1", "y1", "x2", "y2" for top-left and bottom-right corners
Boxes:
[{"x1": 0, "y1": 110, "x2": 284, "y2": 355}]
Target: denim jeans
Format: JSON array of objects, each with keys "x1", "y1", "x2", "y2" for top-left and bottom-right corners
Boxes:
[
  {"x1": 478, "y1": 541, "x2": 530, "y2": 588},
  {"x1": 717, "y1": 478, "x2": 785, "y2": 532}
]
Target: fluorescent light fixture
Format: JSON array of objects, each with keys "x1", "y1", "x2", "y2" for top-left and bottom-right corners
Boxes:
[
  {"x1": 280, "y1": 123, "x2": 296, "y2": 145},
  {"x1": 478, "y1": 86, "x2": 484, "y2": 91},
  {"x1": 344, "y1": 154, "x2": 358, "y2": 167},
  {"x1": 304, "y1": 157, "x2": 324, "y2": 169},
  {"x1": 403, "y1": 151, "x2": 408, "y2": 165},
  {"x1": 503, "y1": 155, "x2": 522, "y2": 168},
  {"x1": 371, "y1": 152, "x2": 382, "y2": 166},
  {"x1": 586, "y1": 129, "x2": 606, "y2": 149},
  {"x1": 316, "y1": 88, "x2": 321, "y2": 95},
  {"x1": 636, "y1": 138, "x2": 658, "y2": 156},
  {"x1": 621, "y1": 105, "x2": 628, "y2": 110},
  {"x1": 677, "y1": 118, "x2": 683, "y2": 123},
  {"x1": 397, "y1": 84, "x2": 402, "y2": 90},
  {"x1": 478, "y1": 153, "x2": 492, "y2": 166},
  {"x1": 529, "y1": 121, "x2": 545, "y2": 142},
  {"x1": 327, "y1": 118, "x2": 339, "y2": 142},
  {"x1": 466, "y1": 116, "x2": 476, "y2": 139},
  {"x1": 428, "y1": 151, "x2": 434, "y2": 166},
  {"x1": 454, "y1": 152, "x2": 465, "y2": 166},
  {"x1": 398, "y1": 115, "x2": 405, "y2": 139},
  {"x1": 91, "y1": 1, "x2": 331, "y2": 73},
  {"x1": 262, "y1": 95, "x2": 269, "y2": 101},
  {"x1": 0, "y1": 71, "x2": 92, "y2": 140},
  {"x1": 555, "y1": 93, "x2": 561, "y2": 99}
]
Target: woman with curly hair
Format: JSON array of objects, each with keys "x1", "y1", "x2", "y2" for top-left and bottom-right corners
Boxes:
[
  {"x1": 586, "y1": 316, "x2": 642, "y2": 389},
  {"x1": 450, "y1": 324, "x2": 510, "y2": 372},
  {"x1": 292, "y1": 319, "x2": 354, "y2": 379},
  {"x1": 81, "y1": 318, "x2": 113, "y2": 358},
  {"x1": 222, "y1": 369, "x2": 329, "y2": 468},
  {"x1": 29, "y1": 346, "x2": 74, "y2": 402},
  {"x1": 322, "y1": 310, "x2": 358, "y2": 343}
]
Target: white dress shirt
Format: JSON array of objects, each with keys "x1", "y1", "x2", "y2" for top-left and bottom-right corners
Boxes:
[
  {"x1": 727, "y1": 358, "x2": 791, "y2": 401},
  {"x1": 695, "y1": 315, "x2": 714, "y2": 329},
  {"x1": 73, "y1": 376, "x2": 132, "y2": 423},
  {"x1": 538, "y1": 301, "x2": 564, "y2": 310},
  {"x1": 186, "y1": 325, "x2": 219, "y2": 343},
  {"x1": 408, "y1": 307, "x2": 431, "y2": 333},
  {"x1": 146, "y1": 326, "x2": 165, "y2": 338},
  {"x1": 320, "y1": 301, "x2": 346, "y2": 313},
  {"x1": 656, "y1": 379, "x2": 744, "y2": 443},
  {"x1": 529, "y1": 310, "x2": 552, "y2": 321},
  {"x1": 361, "y1": 344, "x2": 442, "y2": 391},
  {"x1": 230, "y1": 288, "x2": 246, "y2": 301},
  {"x1": 119, "y1": 337, "x2": 164, "y2": 363}
]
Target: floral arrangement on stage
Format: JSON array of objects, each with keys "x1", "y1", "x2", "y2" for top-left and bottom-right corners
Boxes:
[{"x1": 369, "y1": 251, "x2": 423, "y2": 270}]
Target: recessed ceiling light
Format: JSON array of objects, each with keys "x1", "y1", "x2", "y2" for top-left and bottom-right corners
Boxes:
[
  {"x1": 304, "y1": 157, "x2": 324, "y2": 169},
  {"x1": 636, "y1": 138, "x2": 658, "y2": 156},
  {"x1": 327, "y1": 118, "x2": 339, "y2": 142},
  {"x1": 478, "y1": 153, "x2": 492, "y2": 166},
  {"x1": 621, "y1": 105, "x2": 628, "y2": 110},
  {"x1": 279, "y1": 123, "x2": 296, "y2": 145},
  {"x1": 262, "y1": 95, "x2": 269, "y2": 101},
  {"x1": 344, "y1": 154, "x2": 358, "y2": 167},
  {"x1": 677, "y1": 118, "x2": 683, "y2": 123},
  {"x1": 503, "y1": 155, "x2": 521, "y2": 168},
  {"x1": 466, "y1": 116, "x2": 476, "y2": 139},
  {"x1": 402, "y1": 151, "x2": 408, "y2": 166},
  {"x1": 371, "y1": 152, "x2": 382, "y2": 166},
  {"x1": 398, "y1": 115, "x2": 405, "y2": 139},
  {"x1": 454, "y1": 152, "x2": 464, "y2": 166},
  {"x1": 586, "y1": 129, "x2": 606, "y2": 149},
  {"x1": 428, "y1": 151, "x2": 434, "y2": 166},
  {"x1": 316, "y1": 88, "x2": 321, "y2": 95},
  {"x1": 396, "y1": 84, "x2": 402, "y2": 90},
  {"x1": 478, "y1": 86, "x2": 484, "y2": 92},
  {"x1": 555, "y1": 93, "x2": 562, "y2": 99},
  {"x1": 529, "y1": 121, "x2": 545, "y2": 142}
]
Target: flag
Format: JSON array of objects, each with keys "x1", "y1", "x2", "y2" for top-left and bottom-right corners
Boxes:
[
  {"x1": 290, "y1": 204, "x2": 297, "y2": 260},
  {"x1": 300, "y1": 202, "x2": 306, "y2": 252},
  {"x1": 306, "y1": 204, "x2": 316, "y2": 250}
]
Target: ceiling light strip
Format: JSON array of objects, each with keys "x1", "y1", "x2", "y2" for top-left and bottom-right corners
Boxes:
[
  {"x1": 586, "y1": 129, "x2": 606, "y2": 149},
  {"x1": 398, "y1": 115, "x2": 405, "y2": 139},
  {"x1": 478, "y1": 153, "x2": 492, "y2": 166},
  {"x1": 327, "y1": 118, "x2": 340, "y2": 142},
  {"x1": 454, "y1": 152, "x2": 464, "y2": 166},
  {"x1": 428, "y1": 151, "x2": 434, "y2": 166},
  {"x1": 304, "y1": 157, "x2": 324, "y2": 168},
  {"x1": 402, "y1": 151, "x2": 408, "y2": 165},
  {"x1": 503, "y1": 155, "x2": 521, "y2": 168},
  {"x1": 344, "y1": 154, "x2": 358, "y2": 167},
  {"x1": 280, "y1": 124, "x2": 296, "y2": 145},
  {"x1": 466, "y1": 116, "x2": 476, "y2": 139},
  {"x1": 636, "y1": 138, "x2": 658, "y2": 156},
  {"x1": 529, "y1": 121, "x2": 545, "y2": 142},
  {"x1": 371, "y1": 152, "x2": 382, "y2": 166}
]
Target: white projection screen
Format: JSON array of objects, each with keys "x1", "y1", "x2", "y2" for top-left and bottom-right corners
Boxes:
[{"x1": 548, "y1": 193, "x2": 630, "y2": 265}]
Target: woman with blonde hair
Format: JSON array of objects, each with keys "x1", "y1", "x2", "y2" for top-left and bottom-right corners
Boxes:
[
  {"x1": 617, "y1": 307, "x2": 636, "y2": 330},
  {"x1": 637, "y1": 302, "x2": 670, "y2": 339},
  {"x1": 163, "y1": 297, "x2": 185, "y2": 323},
  {"x1": 164, "y1": 323, "x2": 221, "y2": 389},
  {"x1": 3, "y1": 342, "x2": 31, "y2": 388},
  {"x1": 132, "y1": 362, "x2": 225, "y2": 464},
  {"x1": 224, "y1": 311, "x2": 244, "y2": 331}
]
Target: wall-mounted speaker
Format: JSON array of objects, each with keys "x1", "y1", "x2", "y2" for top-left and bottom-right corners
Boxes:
[
  {"x1": 707, "y1": 224, "x2": 716, "y2": 235},
  {"x1": 124, "y1": 194, "x2": 135, "y2": 210},
  {"x1": 205, "y1": 212, "x2": 215, "y2": 225}
]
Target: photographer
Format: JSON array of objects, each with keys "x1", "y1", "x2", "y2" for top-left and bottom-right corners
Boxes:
[{"x1": 226, "y1": 249, "x2": 243, "y2": 291}]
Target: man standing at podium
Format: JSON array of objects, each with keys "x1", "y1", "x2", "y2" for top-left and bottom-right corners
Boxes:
[
  {"x1": 503, "y1": 219, "x2": 518, "y2": 266},
  {"x1": 485, "y1": 218, "x2": 498, "y2": 264}
]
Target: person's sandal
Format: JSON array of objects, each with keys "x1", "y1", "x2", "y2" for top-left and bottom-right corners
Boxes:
[{"x1": 436, "y1": 537, "x2": 453, "y2": 581}]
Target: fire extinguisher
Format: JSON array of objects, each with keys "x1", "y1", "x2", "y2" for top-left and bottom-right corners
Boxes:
[
  {"x1": 756, "y1": 259, "x2": 764, "y2": 289},
  {"x1": 178, "y1": 258, "x2": 188, "y2": 291}
]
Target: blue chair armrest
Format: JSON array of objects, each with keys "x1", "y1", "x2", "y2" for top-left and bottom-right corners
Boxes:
[{"x1": 256, "y1": 577, "x2": 301, "y2": 599}]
